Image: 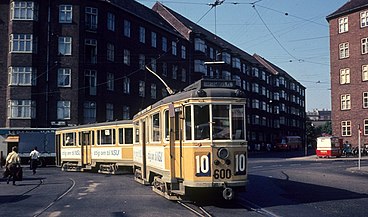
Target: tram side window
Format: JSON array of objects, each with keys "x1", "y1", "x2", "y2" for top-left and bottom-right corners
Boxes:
[
  {"x1": 194, "y1": 104, "x2": 209, "y2": 140},
  {"x1": 152, "y1": 113, "x2": 160, "y2": 142},
  {"x1": 185, "y1": 106, "x2": 192, "y2": 140},
  {"x1": 97, "y1": 129, "x2": 115, "y2": 145},
  {"x1": 232, "y1": 105, "x2": 245, "y2": 140},
  {"x1": 134, "y1": 122, "x2": 139, "y2": 143},
  {"x1": 119, "y1": 127, "x2": 133, "y2": 144},
  {"x1": 212, "y1": 105, "x2": 230, "y2": 140},
  {"x1": 64, "y1": 132, "x2": 75, "y2": 146},
  {"x1": 165, "y1": 110, "x2": 169, "y2": 141},
  {"x1": 125, "y1": 128, "x2": 133, "y2": 144}
]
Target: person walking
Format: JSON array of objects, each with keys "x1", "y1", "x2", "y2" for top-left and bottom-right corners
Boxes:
[
  {"x1": 5, "y1": 146, "x2": 21, "y2": 185},
  {"x1": 30, "y1": 146, "x2": 40, "y2": 175}
]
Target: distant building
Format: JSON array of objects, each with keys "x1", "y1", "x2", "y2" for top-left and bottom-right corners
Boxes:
[
  {"x1": 327, "y1": 0, "x2": 368, "y2": 146},
  {"x1": 0, "y1": 0, "x2": 306, "y2": 146},
  {"x1": 306, "y1": 109, "x2": 331, "y2": 128}
]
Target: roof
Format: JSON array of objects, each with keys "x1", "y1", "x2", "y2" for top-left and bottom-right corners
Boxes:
[
  {"x1": 327, "y1": 0, "x2": 368, "y2": 20},
  {"x1": 104, "y1": 0, "x2": 182, "y2": 38},
  {"x1": 152, "y1": 1, "x2": 258, "y2": 64}
]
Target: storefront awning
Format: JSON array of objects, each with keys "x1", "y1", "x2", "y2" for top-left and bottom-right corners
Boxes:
[{"x1": 4, "y1": 135, "x2": 19, "y2": 143}]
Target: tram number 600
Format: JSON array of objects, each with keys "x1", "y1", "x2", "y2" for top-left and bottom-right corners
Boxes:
[{"x1": 214, "y1": 169, "x2": 231, "y2": 179}]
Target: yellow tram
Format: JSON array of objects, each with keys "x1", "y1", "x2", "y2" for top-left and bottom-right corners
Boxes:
[
  {"x1": 132, "y1": 79, "x2": 248, "y2": 200},
  {"x1": 55, "y1": 120, "x2": 134, "y2": 174}
]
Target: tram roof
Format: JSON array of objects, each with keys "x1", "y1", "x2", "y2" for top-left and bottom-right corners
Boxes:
[
  {"x1": 56, "y1": 120, "x2": 133, "y2": 131},
  {"x1": 134, "y1": 79, "x2": 246, "y2": 118}
]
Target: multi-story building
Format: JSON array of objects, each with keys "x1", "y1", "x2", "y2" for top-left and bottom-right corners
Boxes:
[
  {"x1": 0, "y1": 0, "x2": 190, "y2": 128},
  {"x1": 153, "y1": 2, "x2": 306, "y2": 146},
  {"x1": 0, "y1": 0, "x2": 305, "y2": 147},
  {"x1": 327, "y1": 0, "x2": 368, "y2": 146}
]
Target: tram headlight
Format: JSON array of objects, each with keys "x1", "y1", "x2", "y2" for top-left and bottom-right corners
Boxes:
[{"x1": 217, "y1": 148, "x2": 229, "y2": 160}]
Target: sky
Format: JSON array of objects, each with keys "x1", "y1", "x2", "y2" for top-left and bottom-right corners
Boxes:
[{"x1": 137, "y1": 0, "x2": 348, "y2": 111}]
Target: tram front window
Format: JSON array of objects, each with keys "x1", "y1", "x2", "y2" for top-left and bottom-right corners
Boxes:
[
  {"x1": 232, "y1": 105, "x2": 245, "y2": 140},
  {"x1": 194, "y1": 105, "x2": 209, "y2": 140},
  {"x1": 212, "y1": 105, "x2": 230, "y2": 140}
]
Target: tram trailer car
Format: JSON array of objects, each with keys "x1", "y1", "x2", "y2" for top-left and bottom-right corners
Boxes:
[
  {"x1": 56, "y1": 121, "x2": 134, "y2": 174},
  {"x1": 132, "y1": 79, "x2": 248, "y2": 200}
]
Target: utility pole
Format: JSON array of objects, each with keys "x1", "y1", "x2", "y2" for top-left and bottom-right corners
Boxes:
[{"x1": 208, "y1": 0, "x2": 224, "y2": 37}]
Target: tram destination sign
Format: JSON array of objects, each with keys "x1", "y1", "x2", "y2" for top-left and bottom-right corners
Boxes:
[{"x1": 202, "y1": 80, "x2": 235, "y2": 88}]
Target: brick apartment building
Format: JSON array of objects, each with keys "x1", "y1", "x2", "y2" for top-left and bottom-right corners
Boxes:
[
  {"x1": 327, "y1": 0, "x2": 368, "y2": 146},
  {"x1": 0, "y1": 0, "x2": 306, "y2": 146}
]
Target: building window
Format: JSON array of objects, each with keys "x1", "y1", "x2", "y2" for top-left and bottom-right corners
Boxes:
[
  {"x1": 363, "y1": 65, "x2": 368, "y2": 81},
  {"x1": 340, "y1": 68, "x2": 350, "y2": 84},
  {"x1": 57, "y1": 101, "x2": 71, "y2": 120},
  {"x1": 222, "y1": 52, "x2": 231, "y2": 64},
  {"x1": 361, "y1": 11, "x2": 368, "y2": 28},
  {"x1": 194, "y1": 38, "x2": 205, "y2": 52},
  {"x1": 107, "y1": 43, "x2": 114, "y2": 62},
  {"x1": 59, "y1": 5, "x2": 72, "y2": 23},
  {"x1": 339, "y1": 42, "x2": 349, "y2": 59},
  {"x1": 11, "y1": 1, "x2": 38, "y2": 20},
  {"x1": 139, "y1": 54, "x2": 145, "y2": 70},
  {"x1": 106, "y1": 103, "x2": 114, "y2": 121},
  {"x1": 151, "y1": 83, "x2": 157, "y2": 99},
  {"x1": 107, "y1": 73, "x2": 114, "y2": 91},
  {"x1": 338, "y1": 17, "x2": 348, "y2": 33},
  {"x1": 85, "y1": 70, "x2": 97, "y2": 95},
  {"x1": 123, "y1": 77, "x2": 130, "y2": 94},
  {"x1": 181, "y1": 68, "x2": 186, "y2": 82},
  {"x1": 194, "y1": 60, "x2": 206, "y2": 74},
  {"x1": 85, "y1": 39, "x2": 97, "y2": 64},
  {"x1": 107, "y1": 12, "x2": 115, "y2": 31},
  {"x1": 162, "y1": 37, "x2": 167, "y2": 52},
  {"x1": 172, "y1": 41, "x2": 177, "y2": 55},
  {"x1": 8, "y1": 67, "x2": 36, "y2": 86},
  {"x1": 139, "y1": 80, "x2": 145, "y2": 97},
  {"x1": 364, "y1": 119, "x2": 368, "y2": 135},
  {"x1": 8, "y1": 100, "x2": 36, "y2": 119},
  {"x1": 58, "y1": 37, "x2": 72, "y2": 55},
  {"x1": 172, "y1": 65, "x2": 178, "y2": 79},
  {"x1": 85, "y1": 7, "x2": 98, "y2": 30},
  {"x1": 181, "y1": 46, "x2": 186, "y2": 59},
  {"x1": 139, "y1": 26, "x2": 145, "y2": 43},
  {"x1": 151, "y1": 58, "x2": 157, "y2": 72},
  {"x1": 10, "y1": 34, "x2": 35, "y2": 53},
  {"x1": 83, "y1": 101, "x2": 96, "y2": 124},
  {"x1": 122, "y1": 105, "x2": 130, "y2": 120},
  {"x1": 222, "y1": 71, "x2": 231, "y2": 80},
  {"x1": 232, "y1": 57, "x2": 241, "y2": 69},
  {"x1": 123, "y1": 49, "x2": 130, "y2": 65},
  {"x1": 151, "y1": 32, "x2": 157, "y2": 48},
  {"x1": 363, "y1": 92, "x2": 368, "y2": 108},
  {"x1": 124, "y1": 20, "x2": 131, "y2": 37},
  {"x1": 162, "y1": 62, "x2": 167, "y2": 76},
  {"x1": 341, "y1": 120, "x2": 351, "y2": 136},
  {"x1": 362, "y1": 38, "x2": 368, "y2": 54},
  {"x1": 341, "y1": 94, "x2": 351, "y2": 110},
  {"x1": 58, "y1": 68, "x2": 71, "y2": 87},
  {"x1": 162, "y1": 88, "x2": 168, "y2": 98}
]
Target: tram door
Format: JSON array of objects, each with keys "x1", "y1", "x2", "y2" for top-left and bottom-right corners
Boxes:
[
  {"x1": 55, "y1": 134, "x2": 61, "y2": 166},
  {"x1": 142, "y1": 120, "x2": 147, "y2": 180},
  {"x1": 80, "y1": 131, "x2": 92, "y2": 166},
  {"x1": 170, "y1": 105, "x2": 183, "y2": 179}
]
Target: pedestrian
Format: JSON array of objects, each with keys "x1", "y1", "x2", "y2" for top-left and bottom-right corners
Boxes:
[
  {"x1": 30, "y1": 146, "x2": 40, "y2": 175},
  {"x1": 5, "y1": 146, "x2": 21, "y2": 185}
]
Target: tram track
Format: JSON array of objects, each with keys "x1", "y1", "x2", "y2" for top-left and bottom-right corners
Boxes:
[
  {"x1": 178, "y1": 201, "x2": 213, "y2": 217},
  {"x1": 33, "y1": 178, "x2": 75, "y2": 217}
]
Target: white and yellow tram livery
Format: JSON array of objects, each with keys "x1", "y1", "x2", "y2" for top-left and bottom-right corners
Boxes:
[
  {"x1": 56, "y1": 120, "x2": 134, "y2": 174},
  {"x1": 132, "y1": 79, "x2": 248, "y2": 200}
]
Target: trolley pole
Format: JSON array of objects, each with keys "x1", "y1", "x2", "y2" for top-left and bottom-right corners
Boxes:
[{"x1": 358, "y1": 125, "x2": 361, "y2": 170}]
